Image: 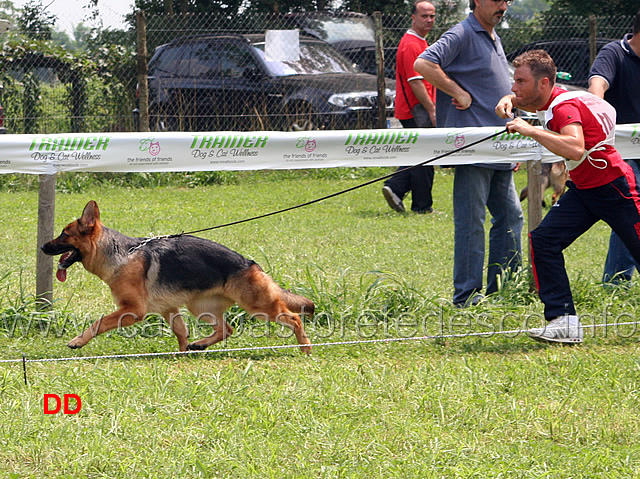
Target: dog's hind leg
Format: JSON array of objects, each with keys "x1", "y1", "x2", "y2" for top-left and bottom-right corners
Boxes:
[
  {"x1": 163, "y1": 309, "x2": 189, "y2": 352},
  {"x1": 550, "y1": 162, "x2": 568, "y2": 205},
  {"x1": 272, "y1": 309, "x2": 312, "y2": 355},
  {"x1": 230, "y1": 266, "x2": 312, "y2": 355},
  {"x1": 280, "y1": 288, "x2": 315, "y2": 319},
  {"x1": 519, "y1": 185, "x2": 528, "y2": 202},
  {"x1": 185, "y1": 297, "x2": 234, "y2": 351},
  {"x1": 248, "y1": 305, "x2": 311, "y2": 355}
]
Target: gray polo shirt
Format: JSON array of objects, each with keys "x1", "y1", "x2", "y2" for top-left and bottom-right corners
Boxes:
[{"x1": 418, "y1": 13, "x2": 512, "y2": 129}]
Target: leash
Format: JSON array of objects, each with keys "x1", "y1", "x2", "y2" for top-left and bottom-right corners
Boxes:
[
  {"x1": 173, "y1": 127, "x2": 509, "y2": 237},
  {"x1": 125, "y1": 126, "x2": 509, "y2": 252}
]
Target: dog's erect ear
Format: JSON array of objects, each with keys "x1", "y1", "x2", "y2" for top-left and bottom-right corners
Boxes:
[{"x1": 79, "y1": 201, "x2": 100, "y2": 231}]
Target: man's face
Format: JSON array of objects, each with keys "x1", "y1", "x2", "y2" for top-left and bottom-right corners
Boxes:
[
  {"x1": 474, "y1": 0, "x2": 508, "y2": 29},
  {"x1": 512, "y1": 65, "x2": 543, "y2": 110},
  {"x1": 412, "y1": 2, "x2": 436, "y2": 37}
]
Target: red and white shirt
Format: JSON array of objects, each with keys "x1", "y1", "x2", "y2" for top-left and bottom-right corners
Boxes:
[
  {"x1": 395, "y1": 30, "x2": 436, "y2": 121},
  {"x1": 538, "y1": 87, "x2": 629, "y2": 189}
]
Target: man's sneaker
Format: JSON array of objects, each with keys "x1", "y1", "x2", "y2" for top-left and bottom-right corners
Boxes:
[
  {"x1": 528, "y1": 315, "x2": 583, "y2": 344},
  {"x1": 382, "y1": 186, "x2": 405, "y2": 212}
]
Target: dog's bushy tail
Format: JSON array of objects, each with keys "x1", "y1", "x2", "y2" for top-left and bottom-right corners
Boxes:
[{"x1": 280, "y1": 288, "x2": 315, "y2": 318}]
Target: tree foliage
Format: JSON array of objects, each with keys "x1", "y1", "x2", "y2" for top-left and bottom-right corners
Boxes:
[
  {"x1": 133, "y1": 0, "x2": 242, "y2": 16},
  {"x1": 0, "y1": 0, "x2": 19, "y2": 23},
  {"x1": 133, "y1": 0, "x2": 332, "y2": 15},
  {"x1": 129, "y1": 0, "x2": 466, "y2": 16},
  {"x1": 546, "y1": 0, "x2": 640, "y2": 16},
  {"x1": 340, "y1": 0, "x2": 407, "y2": 15},
  {"x1": 508, "y1": 0, "x2": 550, "y2": 17},
  {"x1": 16, "y1": 0, "x2": 56, "y2": 40}
]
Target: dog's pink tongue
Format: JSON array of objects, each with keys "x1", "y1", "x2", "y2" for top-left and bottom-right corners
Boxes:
[
  {"x1": 56, "y1": 267, "x2": 67, "y2": 282},
  {"x1": 56, "y1": 252, "x2": 70, "y2": 282}
]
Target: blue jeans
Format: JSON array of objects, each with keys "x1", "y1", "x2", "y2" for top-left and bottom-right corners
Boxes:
[
  {"x1": 603, "y1": 159, "x2": 640, "y2": 284},
  {"x1": 452, "y1": 165, "x2": 524, "y2": 305}
]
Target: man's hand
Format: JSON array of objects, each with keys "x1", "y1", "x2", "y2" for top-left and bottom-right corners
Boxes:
[
  {"x1": 495, "y1": 94, "x2": 516, "y2": 119},
  {"x1": 507, "y1": 117, "x2": 585, "y2": 162},
  {"x1": 506, "y1": 117, "x2": 537, "y2": 137},
  {"x1": 414, "y1": 58, "x2": 472, "y2": 111},
  {"x1": 452, "y1": 91, "x2": 472, "y2": 110}
]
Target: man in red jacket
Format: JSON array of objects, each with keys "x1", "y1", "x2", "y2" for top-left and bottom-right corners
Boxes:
[
  {"x1": 382, "y1": 0, "x2": 437, "y2": 214},
  {"x1": 496, "y1": 49, "x2": 640, "y2": 343}
]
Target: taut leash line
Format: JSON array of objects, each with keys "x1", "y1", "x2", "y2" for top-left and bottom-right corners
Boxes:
[{"x1": 175, "y1": 128, "x2": 509, "y2": 237}]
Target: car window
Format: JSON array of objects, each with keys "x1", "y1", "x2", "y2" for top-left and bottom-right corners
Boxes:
[
  {"x1": 298, "y1": 16, "x2": 375, "y2": 44},
  {"x1": 213, "y1": 41, "x2": 260, "y2": 78},
  {"x1": 151, "y1": 40, "x2": 261, "y2": 79},
  {"x1": 254, "y1": 41, "x2": 359, "y2": 76},
  {"x1": 153, "y1": 44, "x2": 208, "y2": 77},
  {"x1": 152, "y1": 45, "x2": 190, "y2": 77},
  {"x1": 182, "y1": 42, "x2": 220, "y2": 78}
]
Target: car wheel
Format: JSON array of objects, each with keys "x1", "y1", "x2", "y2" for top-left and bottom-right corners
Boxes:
[
  {"x1": 154, "y1": 114, "x2": 178, "y2": 132},
  {"x1": 285, "y1": 103, "x2": 317, "y2": 131},
  {"x1": 149, "y1": 107, "x2": 179, "y2": 132}
]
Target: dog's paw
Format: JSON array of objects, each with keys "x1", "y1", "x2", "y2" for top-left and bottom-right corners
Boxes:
[
  {"x1": 186, "y1": 342, "x2": 207, "y2": 351},
  {"x1": 67, "y1": 336, "x2": 86, "y2": 349}
]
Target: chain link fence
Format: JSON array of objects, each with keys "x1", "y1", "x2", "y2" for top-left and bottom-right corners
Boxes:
[{"x1": 0, "y1": 11, "x2": 634, "y2": 134}]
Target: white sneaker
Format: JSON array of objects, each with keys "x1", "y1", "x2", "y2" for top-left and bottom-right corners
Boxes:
[
  {"x1": 382, "y1": 186, "x2": 405, "y2": 212},
  {"x1": 528, "y1": 315, "x2": 583, "y2": 344}
]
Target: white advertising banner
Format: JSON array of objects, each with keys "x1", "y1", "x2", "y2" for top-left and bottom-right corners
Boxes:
[{"x1": 0, "y1": 125, "x2": 638, "y2": 175}]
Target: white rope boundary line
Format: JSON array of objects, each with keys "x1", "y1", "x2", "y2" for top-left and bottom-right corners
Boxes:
[{"x1": 1, "y1": 320, "x2": 639, "y2": 365}]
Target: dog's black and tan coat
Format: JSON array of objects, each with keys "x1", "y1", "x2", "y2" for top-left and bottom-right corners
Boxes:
[{"x1": 41, "y1": 201, "x2": 313, "y2": 353}]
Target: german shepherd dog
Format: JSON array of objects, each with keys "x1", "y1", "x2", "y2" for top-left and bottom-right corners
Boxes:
[
  {"x1": 519, "y1": 161, "x2": 568, "y2": 207},
  {"x1": 41, "y1": 201, "x2": 313, "y2": 354}
]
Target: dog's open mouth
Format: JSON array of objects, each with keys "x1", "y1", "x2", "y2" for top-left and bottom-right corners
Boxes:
[{"x1": 56, "y1": 249, "x2": 81, "y2": 282}]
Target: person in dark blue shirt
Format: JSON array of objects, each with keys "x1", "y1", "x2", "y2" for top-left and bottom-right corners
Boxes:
[{"x1": 589, "y1": 9, "x2": 640, "y2": 285}]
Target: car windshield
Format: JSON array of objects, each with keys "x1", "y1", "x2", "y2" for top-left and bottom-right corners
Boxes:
[
  {"x1": 296, "y1": 15, "x2": 375, "y2": 44},
  {"x1": 253, "y1": 41, "x2": 360, "y2": 76}
]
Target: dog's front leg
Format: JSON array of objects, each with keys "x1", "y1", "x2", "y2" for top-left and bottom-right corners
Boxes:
[
  {"x1": 163, "y1": 309, "x2": 190, "y2": 352},
  {"x1": 68, "y1": 307, "x2": 145, "y2": 349}
]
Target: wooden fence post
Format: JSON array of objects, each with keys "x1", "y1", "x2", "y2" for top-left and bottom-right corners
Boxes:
[
  {"x1": 589, "y1": 15, "x2": 597, "y2": 66},
  {"x1": 137, "y1": 10, "x2": 150, "y2": 132},
  {"x1": 36, "y1": 174, "x2": 56, "y2": 310},
  {"x1": 527, "y1": 160, "x2": 543, "y2": 234},
  {"x1": 373, "y1": 11, "x2": 387, "y2": 129},
  {"x1": 527, "y1": 160, "x2": 543, "y2": 290}
]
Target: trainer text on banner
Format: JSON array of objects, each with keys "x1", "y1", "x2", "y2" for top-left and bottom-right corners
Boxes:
[{"x1": 0, "y1": 126, "x2": 637, "y2": 175}]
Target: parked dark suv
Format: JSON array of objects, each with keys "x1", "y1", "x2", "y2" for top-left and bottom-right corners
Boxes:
[
  {"x1": 137, "y1": 33, "x2": 395, "y2": 132},
  {"x1": 507, "y1": 38, "x2": 615, "y2": 89}
]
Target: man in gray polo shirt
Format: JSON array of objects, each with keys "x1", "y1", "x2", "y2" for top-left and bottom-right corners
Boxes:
[{"x1": 414, "y1": 0, "x2": 523, "y2": 306}]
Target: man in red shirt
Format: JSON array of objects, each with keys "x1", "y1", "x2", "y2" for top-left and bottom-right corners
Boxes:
[
  {"x1": 496, "y1": 49, "x2": 640, "y2": 343},
  {"x1": 382, "y1": 0, "x2": 437, "y2": 214}
]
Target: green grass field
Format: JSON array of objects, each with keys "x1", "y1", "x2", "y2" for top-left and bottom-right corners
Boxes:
[{"x1": 2, "y1": 169, "x2": 640, "y2": 478}]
